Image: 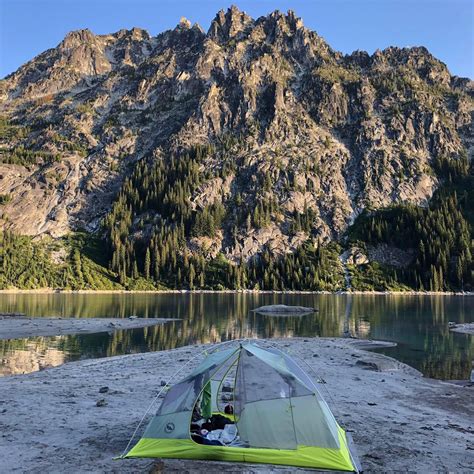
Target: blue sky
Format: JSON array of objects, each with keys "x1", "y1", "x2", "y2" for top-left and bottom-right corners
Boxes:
[{"x1": 0, "y1": 0, "x2": 472, "y2": 78}]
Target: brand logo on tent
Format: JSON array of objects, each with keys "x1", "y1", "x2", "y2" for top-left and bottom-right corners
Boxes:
[{"x1": 165, "y1": 422, "x2": 175, "y2": 433}]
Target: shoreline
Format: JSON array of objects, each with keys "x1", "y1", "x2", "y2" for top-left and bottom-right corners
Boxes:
[
  {"x1": 0, "y1": 317, "x2": 178, "y2": 340},
  {"x1": 0, "y1": 337, "x2": 472, "y2": 472},
  {"x1": 0, "y1": 288, "x2": 472, "y2": 296}
]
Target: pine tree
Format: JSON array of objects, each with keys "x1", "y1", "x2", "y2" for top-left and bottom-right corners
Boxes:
[
  {"x1": 73, "y1": 249, "x2": 83, "y2": 283},
  {"x1": 189, "y1": 263, "x2": 195, "y2": 289},
  {"x1": 144, "y1": 248, "x2": 151, "y2": 280},
  {"x1": 455, "y1": 256, "x2": 464, "y2": 287}
]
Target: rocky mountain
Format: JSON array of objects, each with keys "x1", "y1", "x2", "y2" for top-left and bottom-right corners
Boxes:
[{"x1": 0, "y1": 6, "x2": 472, "y2": 291}]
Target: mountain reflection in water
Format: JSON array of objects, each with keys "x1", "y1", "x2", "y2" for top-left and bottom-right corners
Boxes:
[{"x1": 0, "y1": 293, "x2": 472, "y2": 380}]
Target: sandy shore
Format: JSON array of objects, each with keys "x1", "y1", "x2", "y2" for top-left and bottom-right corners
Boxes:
[
  {"x1": 0, "y1": 317, "x2": 177, "y2": 340},
  {"x1": 450, "y1": 323, "x2": 474, "y2": 335},
  {"x1": 0, "y1": 337, "x2": 472, "y2": 473}
]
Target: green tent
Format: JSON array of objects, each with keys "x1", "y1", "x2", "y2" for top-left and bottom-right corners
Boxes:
[{"x1": 123, "y1": 342, "x2": 361, "y2": 472}]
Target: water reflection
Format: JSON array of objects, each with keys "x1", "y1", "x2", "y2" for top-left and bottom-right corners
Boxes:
[{"x1": 0, "y1": 293, "x2": 472, "y2": 379}]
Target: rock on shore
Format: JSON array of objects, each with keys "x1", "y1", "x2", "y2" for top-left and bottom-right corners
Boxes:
[
  {"x1": 251, "y1": 305, "x2": 316, "y2": 315},
  {"x1": 449, "y1": 322, "x2": 474, "y2": 335}
]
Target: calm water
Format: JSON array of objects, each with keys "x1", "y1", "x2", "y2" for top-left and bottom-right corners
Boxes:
[{"x1": 0, "y1": 293, "x2": 472, "y2": 380}]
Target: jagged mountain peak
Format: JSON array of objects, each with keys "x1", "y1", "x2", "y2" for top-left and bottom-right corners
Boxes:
[
  {"x1": 60, "y1": 28, "x2": 97, "y2": 50},
  {"x1": 266, "y1": 8, "x2": 303, "y2": 25},
  {"x1": 175, "y1": 18, "x2": 206, "y2": 37},
  {"x1": 113, "y1": 27, "x2": 151, "y2": 41},
  {"x1": 179, "y1": 16, "x2": 192, "y2": 29},
  {"x1": 0, "y1": 6, "x2": 471, "y2": 269},
  {"x1": 207, "y1": 5, "x2": 254, "y2": 42}
]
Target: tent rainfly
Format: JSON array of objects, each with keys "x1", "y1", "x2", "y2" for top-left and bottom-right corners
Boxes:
[{"x1": 123, "y1": 342, "x2": 362, "y2": 472}]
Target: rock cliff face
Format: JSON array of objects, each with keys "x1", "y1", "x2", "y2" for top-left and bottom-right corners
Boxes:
[{"x1": 0, "y1": 6, "x2": 472, "y2": 260}]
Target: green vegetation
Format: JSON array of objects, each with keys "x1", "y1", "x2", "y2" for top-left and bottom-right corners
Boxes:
[
  {"x1": 0, "y1": 227, "x2": 345, "y2": 291},
  {"x1": 0, "y1": 194, "x2": 11, "y2": 205},
  {"x1": 0, "y1": 231, "x2": 63, "y2": 289},
  {"x1": 349, "y1": 197, "x2": 472, "y2": 291},
  {"x1": 103, "y1": 146, "x2": 206, "y2": 286},
  {"x1": 99, "y1": 140, "x2": 345, "y2": 291},
  {"x1": 314, "y1": 64, "x2": 360, "y2": 84},
  {"x1": 348, "y1": 155, "x2": 473, "y2": 291},
  {"x1": 370, "y1": 67, "x2": 451, "y2": 100},
  {"x1": 433, "y1": 151, "x2": 470, "y2": 185},
  {"x1": 0, "y1": 231, "x2": 120, "y2": 290},
  {"x1": 103, "y1": 143, "x2": 241, "y2": 289},
  {"x1": 0, "y1": 117, "x2": 55, "y2": 166},
  {"x1": 61, "y1": 233, "x2": 122, "y2": 290},
  {"x1": 348, "y1": 262, "x2": 412, "y2": 292},
  {"x1": 75, "y1": 102, "x2": 95, "y2": 116},
  {"x1": 0, "y1": 113, "x2": 471, "y2": 291},
  {"x1": 0, "y1": 117, "x2": 29, "y2": 141},
  {"x1": 192, "y1": 204, "x2": 226, "y2": 238},
  {"x1": 247, "y1": 242, "x2": 344, "y2": 291},
  {"x1": 0, "y1": 116, "x2": 86, "y2": 165},
  {"x1": 0, "y1": 146, "x2": 60, "y2": 166},
  {"x1": 1, "y1": 140, "x2": 471, "y2": 291},
  {"x1": 49, "y1": 133, "x2": 88, "y2": 157},
  {"x1": 289, "y1": 203, "x2": 318, "y2": 234}
]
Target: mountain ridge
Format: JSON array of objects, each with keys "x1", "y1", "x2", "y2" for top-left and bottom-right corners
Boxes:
[{"x1": 0, "y1": 6, "x2": 472, "y2": 291}]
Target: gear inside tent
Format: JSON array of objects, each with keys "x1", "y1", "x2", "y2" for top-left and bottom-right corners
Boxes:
[{"x1": 123, "y1": 342, "x2": 362, "y2": 472}]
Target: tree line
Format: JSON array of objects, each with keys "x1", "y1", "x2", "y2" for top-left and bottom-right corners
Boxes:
[
  {"x1": 350, "y1": 153, "x2": 473, "y2": 291},
  {"x1": 101, "y1": 144, "x2": 346, "y2": 291}
]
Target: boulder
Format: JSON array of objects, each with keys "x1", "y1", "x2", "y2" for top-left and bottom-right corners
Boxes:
[
  {"x1": 251, "y1": 304, "x2": 317, "y2": 316},
  {"x1": 344, "y1": 247, "x2": 369, "y2": 266}
]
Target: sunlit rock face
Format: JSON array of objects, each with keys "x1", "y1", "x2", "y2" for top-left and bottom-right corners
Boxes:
[{"x1": 0, "y1": 7, "x2": 472, "y2": 261}]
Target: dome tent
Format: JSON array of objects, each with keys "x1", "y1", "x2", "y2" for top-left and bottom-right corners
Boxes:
[{"x1": 122, "y1": 342, "x2": 361, "y2": 472}]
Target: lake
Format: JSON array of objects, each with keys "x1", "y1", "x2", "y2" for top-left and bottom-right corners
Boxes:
[{"x1": 0, "y1": 293, "x2": 472, "y2": 380}]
